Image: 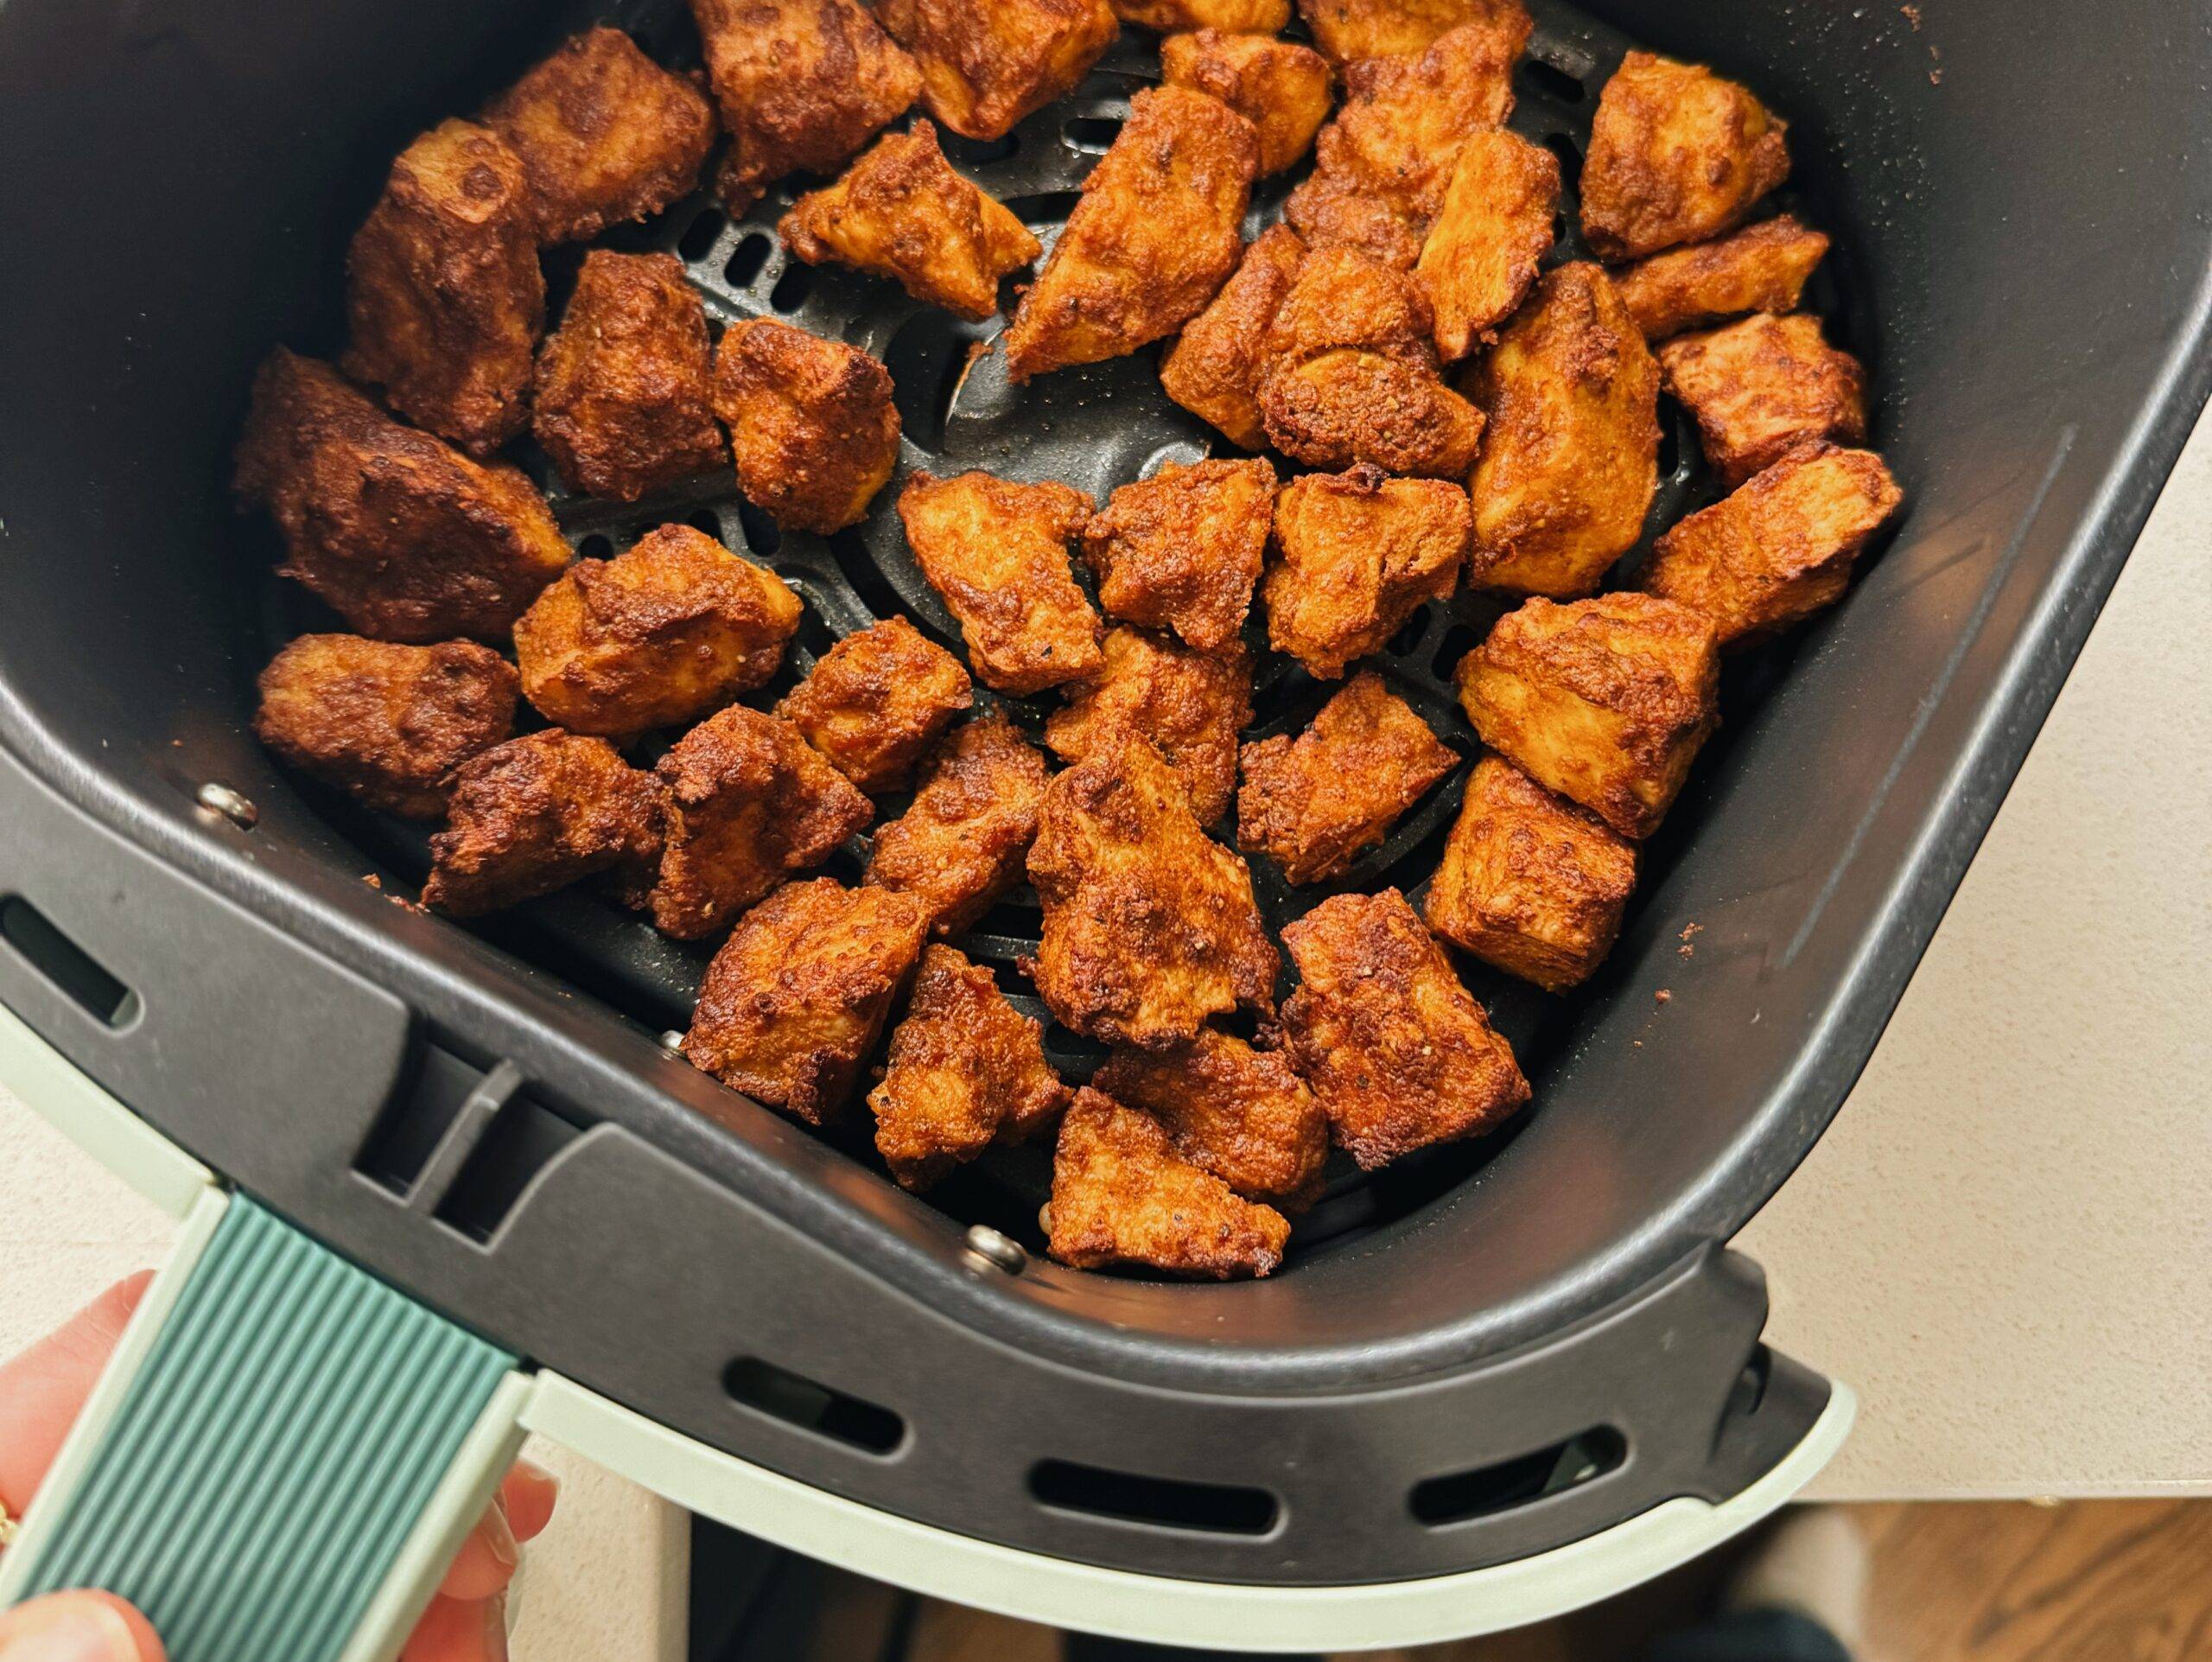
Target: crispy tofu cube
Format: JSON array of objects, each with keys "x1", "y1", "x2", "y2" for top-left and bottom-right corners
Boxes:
[
  {"x1": 1640, "y1": 441, "x2": 1903, "y2": 645},
  {"x1": 1614, "y1": 214, "x2": 1829, "y2": 342},
  {"x1": 481, "y1": 28, "x2": 716, "y2": 245},
  {"x1": 341, "y1": 120, "x2": 543, "y2": 456},
  {"x1": 1294, "y1": 0, "x2": 1525, "y2": 64},
  {"x1": 877, "y1": 0, "x2": 1117, "y2": 142},
  {"x1": 1281, "y1": 888, "x2": 1528, "y2": 1168},
  {"x1": 233, "y1": 351, "x2": 570, "y2": 644},
  {"x1": 1002, "y1": 86, "x2": 1259, "y2": 381},
  {"x1": 1159, "y1": 224, "x2": 1306, "y2": 451},
  {"x1": 1264, "y1": 465, "x2": 1471, "y2": 679},
  {"x1": 513, "y1": 525, "x2": 802, "y2": 736},
  {"x1": 1027, "y1": 734, "x2": 1276, "y2": 1049},
  {"x1": 1046, "y1": 627, "x2": 1253, "y2": 825},
  {"x1": 649, "y1": 706, "x2": 873, "y2": 939},
  {"x1": 1159, "y1": 30, "x2": 1331, "y2": 177},
  {"x1": 1456, "y1": 593, "x2": 1719, "y2": 839},
  {"x1": 531, "y1": 251, "x2": 723, "y2": 502},
  {"x1": 1115, "y1": 0, "x2": 1287, "y2": 30},
  {"x1": 713, "y1": 320, "x2": 900, "y2": 535},
  {"x1": 1081, "y1": 458, "x2": 1275, "y2": 653},
  {"x1": 683, "y1": 877, "x2": 930, "y2": 1124},
  {"x1": 775, "y1": 616, "x2": 975, "y2": 792},
  {"x1": 1237, "y1": 672, "x2": 1457, "y2": 884},
  {"x1": 1424, "y1": 756, "x2": 1636, "y2": 991},
  {"x1": 867, "y1": 713, "x2": 1051, "y2": 934},
  {"x1": 1658, "y1": 313, "x2": 1869, "y2": 487},
  {"x1": 1092, "y1": 1028, "x2": 1326, "y2": 1206},
  {"x1": 1466, "y1": 262, "x2": 1662, "y2": 599},
  {"x1": 1580, "y1": 51, "x2": 1789, "y2": 262},
  {"x1": 780, "y1": 122, "x2": 1041, "y2": 321},
  {"x1": 868, "y1": 944, "x2": 1071, "y2": 1188},
  {"x1": 423, "y1": 730, "x2": 663, "y2": 915},
  {"x1": 1046, "y1": 1089, "x2": 1289, "y2": 1277},
  {"x1": 897, "y1": 471, "x2": 1103, "y2": 693},
  {"x1": 1415, "y1": 128, "x2": 1560, "y2": 360}
]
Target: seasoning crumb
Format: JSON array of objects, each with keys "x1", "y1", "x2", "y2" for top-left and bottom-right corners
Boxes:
[
  {"x1": 362, "y1": 873, "x2": 383, "y2": 891},
  {"x1": 1678, "y1": 920, "x2": 1702, "y2": 958},
  {"x1": 1929, "y1": 67, "x2": 1943, "y2": 85},
  {"x1": 1900, "y1": 3, "x2": 1921, "y2": 27},
  {"x1": 1654, "y1": 988, "x2": 1672, "y2": 1005}
]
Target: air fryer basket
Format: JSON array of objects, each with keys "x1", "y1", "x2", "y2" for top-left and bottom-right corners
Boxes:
[{"x1": 2, "y1": 0, "x2": 2208, "y2": 1592}]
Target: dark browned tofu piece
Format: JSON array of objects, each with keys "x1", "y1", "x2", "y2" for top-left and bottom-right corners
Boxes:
[
  {"x1": 1047, "y1": 1089, "x2": 1289, "y2": 1278},
  {"x1": 1415, "y1": 128, "x2": 1560, "y2": 360},
  {"x1": 423, "y1": 730, "x2": 663, "y2": 915},
  {"x1": 1640, "y1": 442, "x2": 1903, "y2": 646},
  {"x1": 1092, "y1": 1029, "x2": 1326, "y2": 1207},
  {"x1": 1658, "y1": 313, "x2": 1869, "y2": 487},
  {"x1": 688, "y1": 0, "x2": 920, "y2": 215},
  {"x1": 867, "y1": 714, "x2": 1051, "y2": 934},
  {"x1": 1613, "y1": 214, "x2": 1828, "y2": 342},
  {"x1": 1425, "y1": 756, "x2": 1636, "y2": 992},
  {"x1": 1580, "y1": 51, "x2": 1789, "y2": 262},
  {"x1": 233, "y1": 351, "x2": 570, "y2": 644},
  {"x1": 1264, "y1": 466, "x2": 1471, "y2": 679},
  {"x1": 898, "y1": 472, "x2": 1103, "y2": 694},
  {"x1": 775, "y1": 616, "x2": 975, "y2": 792},
  {"x1": 1237, "y1": 672, "x2": 1456, "y2": 884},
  {"x1": 1027, "y1": 735, "x2": 1276, "y2": 1049},
  {"x1": 255, "y1": 635, "x2": 518, "y2": 818},
  {"x1": 683, "y1": 877, "x2": 929, "y2": 1124},
  {"x1": 1160, "y1": 30, "x2": 1332, "y2": 177},
  {"x1": 1081, "y1": 458, "x2": 1274, "y2": 653},
  {"x1": 1466, "y1": 262, "x2": 1661, "y2": 599},
  {"x1": 341, "y1": 120, "x2": 543, "y2": 456},
  {"x1": 1282, "y1": 889, "x2": 1529, "y2": 1168},
  {"x1": 532, "y1": 251, "x2": 723, "y2": 501},
  {"x1": 877, "y1": 0, "x2": 1117, "y2": 142},
  {"x1": 1002, "y1": 86, "x2": 1259, "y2": 381},
  {"x1": 1294, "y1": 0, "x2": 1524, "y2": 64},
  {"x1": 1046, "y1": 627, "x2": 1253, "y2": 826},
  {"x1": 1456, "y1": 593, "x2": 1718, "y2": 839},
  {"x1": 713, "y1": 320, "x2": 900, "y2": 534},
  {"x1": 1159, "y1": 224, "x2": 1306, "y2": 452},
  {"x1": 780, "y1": 123, "x2": 1041, "y2": 321},
  {"x1": 512, "y1": 524, "x2": 801, "y2": 735},
  {"x1": 1114, "y1": 0, "x2": 1287, "y2": 29},
  {"x1": 481, "y1": 28, "x2": 717, "y2": 245},
  {"x1": 649, "y1": 706, "x2": 874, "y2": 939},
  {"x1": 868, "y1": 944, "x2": 1071, "y2": 1187}
]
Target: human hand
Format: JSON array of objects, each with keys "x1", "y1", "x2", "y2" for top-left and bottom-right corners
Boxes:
[{"x1": 0, "y1": 1274, "x2": 556, "y2": 1662}]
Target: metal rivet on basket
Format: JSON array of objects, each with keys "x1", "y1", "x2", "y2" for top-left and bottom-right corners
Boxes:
[
  {"x1": 195, "y1": 782, "x2": 258, "y2": 830},
  {"x1": 659, "y1": 1030, "x2": 686, "y2": 1054},
  {"x1": 963, "y1": 1224, "x2": 1027, "y2": 1275}
]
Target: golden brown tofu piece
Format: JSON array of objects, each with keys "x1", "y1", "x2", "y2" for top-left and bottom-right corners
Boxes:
[
  {"x1": 1613, "y1": 215, "x2": 1828, "y2": 342},
  {"x1": 1640, "y1": 441, "x2": 1903, "y2": 646},
  {"x1": 713, "y1": 320, "x2": 900, "y2": 534},
  {"x1": 1456, "y1": 593, "x2": 1718, "y2": 839},
  {"x1": 1264, "y1": 465, "x2": 1471, "y2": 679},
  {"x1": 1580, "y1": 51, "x2": 1789, "y2": 262},
  {"x1": 898, "y1": 471, "x2": 1103, "y2": 693},
  {"x1": 1002, "y1": 85, "x2": 1259, "y2": 381},
  {"x1": 1237, "y1": 672, "x2": 1456, "y2": 884},
  {"x1": 688, "y1": 0, "x2": 920, "y2": 214},
  {"x1": 683, "y1": 877, "x2": 930, "y2": 1124},
  {"x1": 1045, "y1": 627, "x2": 1253, "y2": 826},
  {"x1": 1159, "y1": 223, "x2": 1306, "y2": 451},
  {"x1": 877, "y1": 0, "x2": 1117, "y2": 143},
  {"x1": 1466, "y1": 263, "x2": 1661, "y2": 599},
  {"x1": 649, "y1": 706, "x2": 874, "y2": 939},
  {"x1": 341, "y1": 120, "x2": 543, "y2": 456},
  {"x1": 423, "y1": 730, "x2": 663, "y2": 916},
  {"x1": 867, "y1": 713, "x2": 1050, "y2": 934},
  {"x1": 1114, "y1": 0, "x2": 1286, "y2": 29},
  {"x1": 1281, "y1": 888, "x2": 1529, "y2": 1168},
  {"x1": 1081, "y1": 458, "x2": 1274, "y2": 653},
  {"x1": 1657, "y1": 313, "x2": 1869, "y2": 487},
  {"x1": 255, "y1": 635, "x2": 518, "y2": 819},
  {"x1": 774, "y1": 616, "x2": 975, "y2": 792},
  {"x1": 1295, "y1": 0, "x2": 1524, "y2": 64},
  {"x1": 779, "y1": 123, "x2": 1041, "y2": 321},
  {"x1": 1092, "y1": 1028, "x2": 1326, "y2": 1207},
  {"x1": 531, "y1": 251, "x2": 722, "y2": 502},
  {"x1": 1046, "y1": 1089, "x2": 1289, "y2": 1278},
  {"x1": 1027, "y1": 735, "x2": 1276, "y2": 1049},
  {"x1": 1425, "y1": 756, "x2": 1636, "y2": 992},
  {"x1": 481, "y1": 28, "x2": 716, "y2": 245},
  {"x1": 233, "y1": 351, "x2": 570, "y2": 643},
  {"x1": 868, "y1": 944, "x2": 1071, "y2": 1188},
  {"x1": 1416, "y1": 128, "x2": 1560, "y2": 360},
  {"x1": 1159, "y1": 30, "x2": 1331, "y2": 177},
  {"x1": 512, "y1": 524, "x2": 802, "y2": 735}
]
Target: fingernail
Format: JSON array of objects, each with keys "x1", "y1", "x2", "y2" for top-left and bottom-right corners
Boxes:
[
  {"x1": 483, "y1": 1500, "x2": 518, "y2": 1571},
  {"x1": 0, "y1": 1596, "x2": 144, "y2": 1662}
]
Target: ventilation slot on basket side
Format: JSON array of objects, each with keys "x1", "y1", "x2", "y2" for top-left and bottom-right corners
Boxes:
[
  {"x1": 0, "y1": 897, "x2": 137, "y2": 1027},
  {"x1": 1409, "y1": 1426, "x2": 1625, "y2": 1526},
  {"x1": 724, "y1": 1357, "x2": 906, "y2": 1455},
  {"x1": 1030, "y1": 1460, "x2": 1279, "y2": 1536}
]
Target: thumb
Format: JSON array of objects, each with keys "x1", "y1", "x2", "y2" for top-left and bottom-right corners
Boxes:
[{"x1": 0, "y1": 1591, "x2": 164, "y2": 1662}]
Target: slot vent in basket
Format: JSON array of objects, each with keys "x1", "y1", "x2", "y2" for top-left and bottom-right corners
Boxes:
[
  {"x1": 724, "y1": 1357, "x2": 906, "y2": 1455},
  {"x1": 1408, "y1": 1426, "x2": 1626, "y2": 1526},
  {"x1": 1030, "y1": 1459, "x2": 1279, "y2": 1536}
]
